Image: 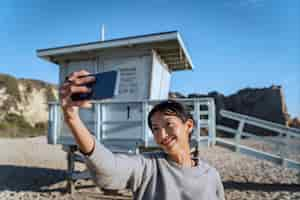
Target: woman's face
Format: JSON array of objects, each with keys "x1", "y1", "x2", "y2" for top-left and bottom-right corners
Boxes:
[{"x1": 150, "y1": 111, "x2": 193, "y2": 155}]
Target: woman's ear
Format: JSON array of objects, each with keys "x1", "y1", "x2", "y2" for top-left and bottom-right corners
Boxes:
[{"x1": 185, "y1": 118, "x2": 194, "y2": 134}]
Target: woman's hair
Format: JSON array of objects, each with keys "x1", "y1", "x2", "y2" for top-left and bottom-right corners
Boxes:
[{"x1": 147, "y1": 100, "x2": 194, "y2": 139}]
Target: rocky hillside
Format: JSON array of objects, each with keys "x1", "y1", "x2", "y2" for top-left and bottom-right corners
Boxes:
[
  {"x1": 0, "y1": 73, "x2": 58, "y2": 137},
  {"x1": 170, "y1": 85, "x2": 300, "y2": 135}
]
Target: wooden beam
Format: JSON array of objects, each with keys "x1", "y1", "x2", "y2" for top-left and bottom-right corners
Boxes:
[
  {"x1": 167, "y1": 63, "x2": 187, "y2": 69},
  {"x1": 156, "y1": 48, "x2": 180, "y2": 54},
  {"x1": 162, "y1": 57, "x2": 181, "y2": 63},
  {"x1": 179, "y1": 47, "x2": 183, "y2": 62},
  {"x1": 165, "y1": 61, "x2": 186, "y2": 65}
]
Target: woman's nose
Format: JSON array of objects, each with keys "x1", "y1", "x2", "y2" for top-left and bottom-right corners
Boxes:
[{"x1": 157, "y1": 128, "x2": 168, "y2": 140}]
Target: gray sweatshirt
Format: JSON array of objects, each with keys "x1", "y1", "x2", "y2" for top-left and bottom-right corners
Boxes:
[{"x1": 84, "y1": 138, "x2": 225, "y2": 200}]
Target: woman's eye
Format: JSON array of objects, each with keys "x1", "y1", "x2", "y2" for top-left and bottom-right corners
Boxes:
[
  {"x1": 152, "y1": 127, "x2": 159, "y2": 132},
  {"x1": 167, "y1": 122, "x2": 174, "y2": 127}
]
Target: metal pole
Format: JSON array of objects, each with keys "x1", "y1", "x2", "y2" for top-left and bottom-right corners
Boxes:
[{"x1": 101, "y1": 24, "x2": 105, "y2": 41}]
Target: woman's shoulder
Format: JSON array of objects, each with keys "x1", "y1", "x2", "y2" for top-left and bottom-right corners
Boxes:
[{"x1": 197, "y1": 159, "x2": 220, "y2": 176}]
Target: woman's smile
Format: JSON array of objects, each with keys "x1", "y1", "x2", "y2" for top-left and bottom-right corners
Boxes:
[{"x1": 161, "y1": 135, "x2": 176, "y2": 147}]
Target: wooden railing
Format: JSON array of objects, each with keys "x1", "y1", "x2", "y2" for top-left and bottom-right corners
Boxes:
[{"x1": 216, "y1": 109, "x2": 300, "y2": 170}]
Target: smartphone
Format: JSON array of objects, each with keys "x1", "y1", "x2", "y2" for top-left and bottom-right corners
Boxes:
[{"x1": 70, "y1": 70, "x2": 119, "y2": 101}]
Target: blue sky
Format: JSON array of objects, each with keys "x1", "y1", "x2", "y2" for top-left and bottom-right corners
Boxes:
[{"x1": 0, "y1": 0, "x2": 299, "y2": 117}]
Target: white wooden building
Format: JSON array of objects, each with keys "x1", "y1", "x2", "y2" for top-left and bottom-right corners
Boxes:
[{"x1": 37, "y1": 31, "x2": 216, "y2": 152}]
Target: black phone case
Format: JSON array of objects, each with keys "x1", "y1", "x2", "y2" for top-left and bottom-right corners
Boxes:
[{"x1": 71, "y1": 71, "x2": 119, "y2": 101}]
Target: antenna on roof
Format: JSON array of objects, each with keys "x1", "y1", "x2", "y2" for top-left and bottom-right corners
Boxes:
[{"x1": 101, "y1": 24, "x2": 105, "y2": 41}]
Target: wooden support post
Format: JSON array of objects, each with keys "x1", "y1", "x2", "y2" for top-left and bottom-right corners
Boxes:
[{"x1": 66, "y1": 145, "x2": 77, "y2": 195}]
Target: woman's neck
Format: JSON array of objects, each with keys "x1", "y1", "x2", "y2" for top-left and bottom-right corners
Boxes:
[{"x1": 168, "y1": 146, "x2": 194, "y2": 167}]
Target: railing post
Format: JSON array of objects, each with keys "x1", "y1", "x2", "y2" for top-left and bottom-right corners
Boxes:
[
  {"x1": 56, "y1": 103, "x2": 62, "y2": 144},
  {"x1": 207, "y1": 100, "x2": 216, "y2": 147},
  {"x1": 47, "y1": 103, "x2": 55, "y2": 144},
  {"x1": 135, "y1": 142, "x2": 140, "y2": 155},
  {"x1": 142, "y1": 101, "x2": 148, "y2": 148},
  {"x1": 280, "y1": 131, "x2": 288, "y2": 167},
  {"x1": 207, "y1": 101, "x2": 211, "y2": 146},
  {"x1": 100, "y1": 103, "x2": 104, "y2": 141},
  {"x1": 235, "y1": 120, "x2": 244, "y2": 153},
  {"x1": 210, "y1": 100, "x2": 216, "y2": 146},
  {"x1": 193, "y1": 101, "x2": 201, "y2": 147},
  {"x1": 94, "y1": 103, "x2": 102, "y2": 142}
]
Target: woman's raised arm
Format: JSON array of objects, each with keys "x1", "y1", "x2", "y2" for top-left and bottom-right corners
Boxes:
[
  {"x1": 59, "y1": 70, "x2": 95, "y2": 154},
  {"x1": 59, "y1": 70, "x2": 149, "y2": 191}
]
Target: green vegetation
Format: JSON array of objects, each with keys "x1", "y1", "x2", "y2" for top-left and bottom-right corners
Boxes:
[
  {"x1": 20, "y1": 78, "x2": 47, "y2": 90},
  {"x1": 0, "y1": 73, "x2": 21, "y2": 101},
  {"x1": 0, "y1": 99, "x2": 17, "y2": 112},
  {"x1": 0, "y1": 113, "x2": 47, "y2": 138},
  {"x1": 45, "y1": 85, "x2": 57, "y2": 102},
  {"x1": 20, "y1": 78, "x2": 58, "y2": 102},
  {"x1": 0, "y1": 74, "x2": 56, "y2": 138}
]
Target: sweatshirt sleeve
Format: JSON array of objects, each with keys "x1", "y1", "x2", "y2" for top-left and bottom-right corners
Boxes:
[
  {"x1": 215, "y1": 171, "x2": 225, "y2": 200},
  {"x1": 83, "y1": 137, "x2": 150, "y2": 192}
]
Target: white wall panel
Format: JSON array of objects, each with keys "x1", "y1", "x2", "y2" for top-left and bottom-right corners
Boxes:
[{"x1": 103, "y1": 56, "x2": 151, "y2": 101}]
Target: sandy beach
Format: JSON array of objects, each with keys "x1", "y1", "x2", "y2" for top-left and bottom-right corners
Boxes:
[{"x1": 0, "y1": 136, "x2": 299, "y2": 200}]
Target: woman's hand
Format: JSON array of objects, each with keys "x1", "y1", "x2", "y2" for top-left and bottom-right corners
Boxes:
[
  {"x1": 59, "y1": 70, "x2": 96, "y2": 154},
  {"x1": 59, "y1": 70, "x2": 95, "y2": 121}
]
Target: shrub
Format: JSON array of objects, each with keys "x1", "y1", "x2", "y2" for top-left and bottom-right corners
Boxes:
[
  {"x1": 0, "y1": 113, "x2": 47, "y2": 138},
  {"x1": 0, "y1": 74, "x2": 21, "y2": 101},
  {"x1": 45, "y1": 85, "x2": 57, "y2": 102}
]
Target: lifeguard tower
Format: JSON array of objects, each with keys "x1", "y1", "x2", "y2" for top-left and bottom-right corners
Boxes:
[{"x1": 37, "y1": 31, "x2": 216, "y2": 193}]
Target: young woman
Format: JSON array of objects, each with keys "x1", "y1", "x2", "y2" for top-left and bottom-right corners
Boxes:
[{"x1": 60, "y1": 70, "x2": 224, "y2": 200}]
